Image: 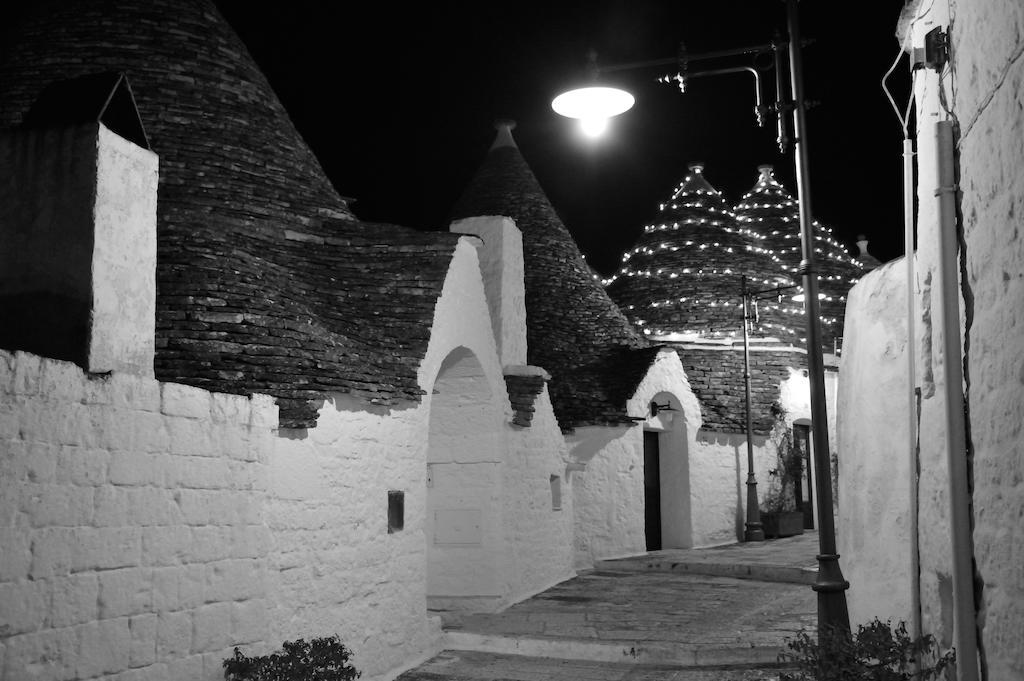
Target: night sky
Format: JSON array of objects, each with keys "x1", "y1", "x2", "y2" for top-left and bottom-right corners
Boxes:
[{"x1": 215, "y1": 1, "x2": 913, "y2": 277}]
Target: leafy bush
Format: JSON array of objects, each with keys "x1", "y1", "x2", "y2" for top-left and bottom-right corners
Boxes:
[
  {"x1": 224, "y1": 636, "x2": 361, "y2": 681},
  {"x1": 779, "y1": 619, "x2": 955, "y2": 680}
]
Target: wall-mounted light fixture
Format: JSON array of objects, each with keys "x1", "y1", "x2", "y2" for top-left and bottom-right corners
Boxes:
[{"x1": 650, "y1": 401, "x2": 677, "y2": 418}]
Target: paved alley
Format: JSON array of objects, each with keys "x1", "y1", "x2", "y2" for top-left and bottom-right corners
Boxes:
[{"x1": 396, "y1": 533, "x2": 819, "y2": 680}]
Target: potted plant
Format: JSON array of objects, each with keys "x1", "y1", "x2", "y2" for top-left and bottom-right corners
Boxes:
[{"x1": 761, "y1": 425, "x2": 805, "y2": 538}]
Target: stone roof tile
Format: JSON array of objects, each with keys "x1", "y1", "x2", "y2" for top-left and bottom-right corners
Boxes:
[
  {"x1": 733, "y1": 165, "x2": 866, "y2": 351},
  {"x1": 0, "y1": 0, "x2": 460, "y2": 427}
]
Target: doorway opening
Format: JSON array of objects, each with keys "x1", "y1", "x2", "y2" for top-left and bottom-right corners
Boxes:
[
  {"x1": 792, "y1": 422, "x2": 814, "y2": 529},
  {"x1": 425, "y1": 347, "x2": 503, "y2": 611},
  {"x1": 644, "y1": 430, "x2": 662, "y2": 550}
]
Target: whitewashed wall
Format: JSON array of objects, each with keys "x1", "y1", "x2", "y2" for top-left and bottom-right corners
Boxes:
[
  {"x1": 948, "y1": 2, "x2": 1024, "y2": 675},
  {"x1": 567, "y1": 347, "x2": 823, "y2": 562},
  {"x1": 569, "y1": 350, "x2": 703, "y2": 564},
  {"x1": 0, "y1": 350, "x2": 276, "y2": 681},
  {"x1": 838, "y1": 2, "x2": 1024, "y2": 676},
  {"x1": 836, "y1": 259, "x2": 914, "y2": 626},
  {"x1": 568, "y1": 424, "x2": 645, "y2": 565},
  {"x1": 265, "y1": 240, "x2": 505, "y2": 675},
  {"x1": 0, "y1": 233, "x2": 580, "y2": 681},
  {"x1": 503, "y1": 386, "x2": 575, "y2": 601},
  {"x1": 267, "y1": 394, "x2": 440, "y2": 679}
]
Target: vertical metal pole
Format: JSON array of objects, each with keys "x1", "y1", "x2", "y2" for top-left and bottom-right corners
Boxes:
[
  {"x1": 785, "y1": 0, "x2": 850, "y2": 635},
  {"x1": 934, "y1": 120, "x2": 980, "y2": 681},
  {"x1": 903, "y1": 136, "x2": 923, "y2": 645},
  {"x1": 742, "y1": 276, "x2": 765, "y2": 541}
]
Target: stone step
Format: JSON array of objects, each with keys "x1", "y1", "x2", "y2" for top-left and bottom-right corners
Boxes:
[
  {"x1": 442, "y1": 630, "x2": 787, "y2": 667},
  {"x1": 395, "y1": 649, "x2": 791, "y2": 681},
  {"x1": 592, "y1": 557, "x2": 817, "y2": 585}
]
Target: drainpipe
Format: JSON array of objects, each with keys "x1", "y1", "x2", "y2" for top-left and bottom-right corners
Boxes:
[
  {"x1": 934, "y1": 120, "x2": 979, "y2": 681},
  {"x1": 903, "y1": 135, "x2": 922, "y2": 644}
]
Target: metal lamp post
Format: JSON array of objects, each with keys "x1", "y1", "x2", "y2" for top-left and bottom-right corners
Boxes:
[
  {"x1": 741, "y1": 277, "x2": 800, "y2": 543},
  {"x1": 552, "y1": 0, "x2": 850, "y2": 636},
  {"x1": 740, "y1": 276, "x2": 764, "y2": 543}
]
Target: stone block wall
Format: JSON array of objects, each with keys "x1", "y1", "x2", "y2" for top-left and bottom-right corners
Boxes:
[
  {"x1": 675, "y1": 345, "x2": 807, "y2": 434},
  {"x1": 266, "y1": 395, "x2": 440, "y2": 678},
  {"x1": 568, "y1": 424, "x2": 646, "y2": 565},
  {"x1": 949, "y1": 2, "x2": 1024, "y2": 676},
  {"x1": 0, "y1": 349, "x2": 275, "y2": 680},
  {"x1": 504, "y1": 387, "x2": 575, "y2": 598}
]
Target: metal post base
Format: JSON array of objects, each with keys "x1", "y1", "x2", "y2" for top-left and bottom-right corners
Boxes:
[
  {"x1": 812, "y1": 552, "x2": 851, "y2": 635},
  {"x1": 744, "y1": 478, "x2": 765, "y2": 541}
]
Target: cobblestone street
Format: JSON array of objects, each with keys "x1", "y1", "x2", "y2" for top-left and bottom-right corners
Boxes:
[{"x1": 396, "y1": 533, "x2": 819, "y2": 680}]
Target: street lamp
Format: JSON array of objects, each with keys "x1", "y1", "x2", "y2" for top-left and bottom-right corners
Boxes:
[
  {"x1": 552, "y1": 0, "x2": 850, "y2": 636},
  {"x1": 740, "y1": 276, "x2": 800, "y2": 543}
]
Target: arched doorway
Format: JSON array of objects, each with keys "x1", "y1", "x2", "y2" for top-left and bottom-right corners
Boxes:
[
  {"x1": 425, "y1": 347, "x2": 505, "y2": 611},
  {"x1": 644, "y1": 392, "x2": 692, "y2": 550},
  {"x1": 792, "y1": 418, "x2": 815, "y2": 529}
]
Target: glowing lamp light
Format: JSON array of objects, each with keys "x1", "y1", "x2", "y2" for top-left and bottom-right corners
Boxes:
[
  {"x1": 580, "y1": 117, "x2": 608, "y2": 137},
  {"x1": 552, "y1": 86, "x2": 635, "y2": 137}
]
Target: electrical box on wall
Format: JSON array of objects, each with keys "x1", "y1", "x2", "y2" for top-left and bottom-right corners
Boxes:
[{"x1": 912, "y1": 26, "x2": 948, "y2": 71}]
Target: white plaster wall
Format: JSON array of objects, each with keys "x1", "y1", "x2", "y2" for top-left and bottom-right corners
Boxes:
[
  {"x1": 905, "y1": 3, "x2": 960, "y2": 654},
  {"x1": 839, "y1": 4, "x2": 1024, "y2": 675},
  {"x1": 425, "y1": 237, "x2": 574, "y2": 611},
  {"x1": 836, "y1": 259, "x2": 914, "y2": 627},
  {"x1": 503, "y1": 386, "x2": 575, "y2": 600},
  {"x1": 628, "y1": 350, "x2": 701, "y2": 550},
  {"x1": 568, "y1": 347, "x2": 799, "y2": 559},
  {"x1": 687, "y1": 432, "x2": 773, "y2": 547},
  {"x1": 570, "y1": 349, "x2": 714, "y2": 563},
  {"x1": 264, "y1": 240, "x2": 505, "y2": 674},
  {"x1": 568, "y1": 424, "x2": 645, "y2": 566},
  {"x1": 267, "y1": 395, "x2": 439, "y2": 679},
  {"x1": 426, "y1": 349, "x2": 505, "y2": 604},
  {"x1": 951, "y1": 4, "x2": 1024, "y2": 676},
  {"x1": 0, "y1": 350, "x2": 275, "y2": 681},
  {"x1": 921, "y1": 1, "x2": 1024, "y2": 674}
]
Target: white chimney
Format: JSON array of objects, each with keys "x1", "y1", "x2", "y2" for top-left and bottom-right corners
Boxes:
[
  {"x1": 449, "y1": 215, "x2": 527, "y2": 368},
  {"x1": 0, "y1": 122, "x2": 158, "y2": 375}
]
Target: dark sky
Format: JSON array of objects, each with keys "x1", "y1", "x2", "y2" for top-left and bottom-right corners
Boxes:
[{"x1": 216, "y1": 1, "x2": 912, "y2": 277}]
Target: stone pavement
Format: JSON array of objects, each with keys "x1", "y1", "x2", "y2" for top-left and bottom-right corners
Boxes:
[
  {"x1": 595, "y1": 531, "x2": 820, "y2": 584},
  {"x1": 396, "y1": 533, "x2": 820, "y2": 680}
]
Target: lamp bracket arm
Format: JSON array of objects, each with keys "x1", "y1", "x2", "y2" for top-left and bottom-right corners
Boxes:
[
  {"x1": 686, "y1": 65, "x2": 767, "y2": 127},
  {"x1": 597, "y1": 41, "x2": 775, "y2": 75}
]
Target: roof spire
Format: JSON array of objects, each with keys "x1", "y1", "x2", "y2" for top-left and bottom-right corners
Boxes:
[
  {"x1": 757, "y1": 164, "x2": 774, "y2": 183},
  {"x1": 491, "y1": 118, "x2": 518, "y2": 150},
  {"x1": 855, "y1": 234, "x2": 882, "y2": 270}
]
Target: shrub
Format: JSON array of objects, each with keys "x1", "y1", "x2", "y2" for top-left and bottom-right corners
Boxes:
[
  {"x1": 779, "y1": 619, "x2": 955, "y2": 680},
  {"x1": 224, "y1": 636, "x2": 361, "y2": 681}
]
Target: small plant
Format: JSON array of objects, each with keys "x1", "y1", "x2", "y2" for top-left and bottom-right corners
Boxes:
[
  {"x1": 779, "y1": 619, "x2": 955, "y2": 680},
  {"x1": 763, "y1": 421, "x2": 801, "y2": 514},
  {"x1": 224, "y1": 636, "x2": 361, "y2": 681}
]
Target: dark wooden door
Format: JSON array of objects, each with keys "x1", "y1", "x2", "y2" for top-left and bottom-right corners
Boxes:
[
  {"x1": 793, "y1": 424, "x2": 814, "y2": 529},
  {"x1": 644, "y1": 431, "x2": 662, "y2": 550}
]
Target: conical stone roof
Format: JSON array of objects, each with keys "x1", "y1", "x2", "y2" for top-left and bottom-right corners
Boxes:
[
  {"x1": 0, "y1": 0, "x2": 463, "y2": 427},
  {"x1": 733, "y1": 165, "x2": 866, "y2": 351},
  {"x1": 451, "y1": 122, "x2": 653, "y2": 431},
  {"x1": 605, "y1": 163, "x2": 785, "y2": 340}
]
